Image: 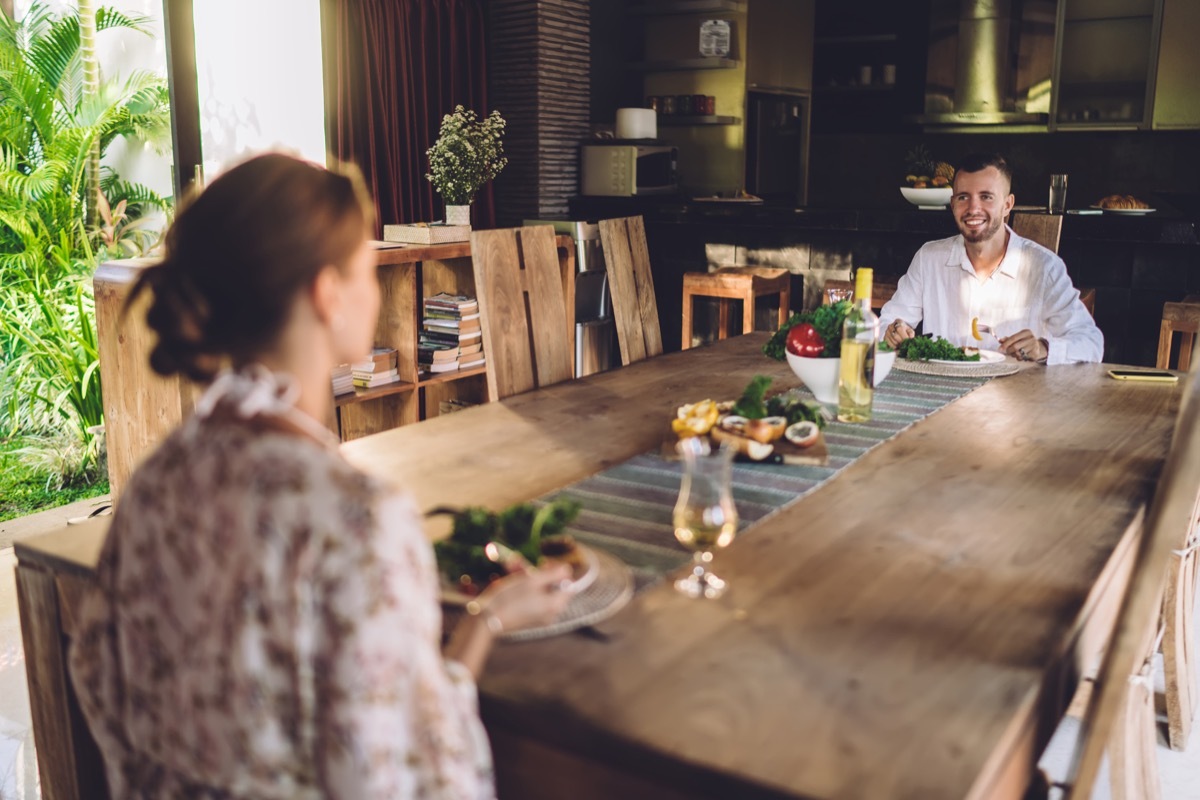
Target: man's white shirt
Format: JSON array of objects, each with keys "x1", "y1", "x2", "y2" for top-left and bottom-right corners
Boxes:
[{"x1": 879, "y1": 226, "x2": 1104, "y2": 364}]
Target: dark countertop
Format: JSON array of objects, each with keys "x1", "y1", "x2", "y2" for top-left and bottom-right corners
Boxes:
[{"x1": 568, "y1": 196, "x2": 1200, "y2": 245}]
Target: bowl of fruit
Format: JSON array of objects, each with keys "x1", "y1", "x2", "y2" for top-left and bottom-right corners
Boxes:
[
  {"x1": 764, "y1": 300, "x2": 896, "y2": 405},
  {"x1": 901, "y1": 146, "x2": 955, "y2": 209}
]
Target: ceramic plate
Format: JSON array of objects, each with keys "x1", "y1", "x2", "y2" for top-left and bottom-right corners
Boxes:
[{"x1": 929, "y1": 349, "x2": 1006, "y2": 367}]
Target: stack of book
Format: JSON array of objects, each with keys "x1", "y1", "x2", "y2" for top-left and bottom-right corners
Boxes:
[
  {"x1": 418, "y1": 293, "x2": 486, "y2": 373},
  {"x1": 352, "y1": 347, "x2": 401, "y2": 389},
  {"x1": 331, "y1": 363, "x2": 354, "y2": 396}
]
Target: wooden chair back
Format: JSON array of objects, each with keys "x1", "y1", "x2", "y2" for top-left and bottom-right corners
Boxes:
[
  {"x1": 1062, "y1": 363, "x2": 1200, "y2": 799},
  {"x1": 1011, "y1": 212, "x2": 1063, "y2": 253},
  {"x1": 598, "y1": 216, "x2": 663, "y2": 364},
  {"x1": 471, "y1": 226, "x2": 573, "y2": 400},
  {"x1": 1157, "y1": 300, "x2": 1200, "y2": 371},
  {"x1": 823, "y1": 277, "x2": 898, "y2": 311}
]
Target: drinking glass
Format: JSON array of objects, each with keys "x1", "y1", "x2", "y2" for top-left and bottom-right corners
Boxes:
[
  {"x1": 826, "y1": 286, "x2": 853, "y2": 305},
  {"x1": 1049, "y1": 174, "x2": 1068, "y2": 214},
  {"x1": 673, "y1": 437, "x2": 738, "y2": 599}
]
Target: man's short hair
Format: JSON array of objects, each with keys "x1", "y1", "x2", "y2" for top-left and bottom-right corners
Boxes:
[{"x1": 954, "y1": 152, "x2": 1013, "y2": 191}]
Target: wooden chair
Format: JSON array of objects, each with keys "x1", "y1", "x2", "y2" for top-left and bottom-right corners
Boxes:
[
  {"x1": 1157, "y1": 298, "x2": 1200, "y2": 371},
  {"x1": 597, "y1": 216, "x2": 663, "y2": 365},
  {"x1": 1011, "y1": 212, "x2": 1097, "y2": 318},
  {"x1": 681, "y1": 266, "x2": 790, "y2": 350},
  {"x1": 1048, "y1": 363, "x2": 1200, "y2": 799},
  {"x1": 1011, "y1": 211, "x2": 1063, "y2": 253},
  {"x1": 470, "y1": 226, "x2": 574, "y2": 400},
  {"x1": 822, "y1": 277, "x2": 898, "y2": 311},
  {"x1": 1157, "y1": 295, "x2": 1200, "y2": 750}
]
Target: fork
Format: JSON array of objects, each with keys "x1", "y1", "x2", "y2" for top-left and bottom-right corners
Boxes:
[{"x1": 972, "y1": 319, "x2": 1000, "y2": 344}]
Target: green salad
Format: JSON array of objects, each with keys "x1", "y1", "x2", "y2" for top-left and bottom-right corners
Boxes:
[{"x1": 897, "y1": 336, "x2": 981, "y2": 362}]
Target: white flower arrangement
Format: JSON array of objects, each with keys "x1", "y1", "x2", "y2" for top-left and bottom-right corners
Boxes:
[{"x1": 425, "y1": 106, "x2": 509, "y2": 206}]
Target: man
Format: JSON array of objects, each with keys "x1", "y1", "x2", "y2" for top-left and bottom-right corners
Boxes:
[{"x1": 880, "y1": 153, "x2": 1102, "y2": 364}]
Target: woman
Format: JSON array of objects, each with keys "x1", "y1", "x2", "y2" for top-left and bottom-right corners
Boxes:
[{"x1": 68, "y1": 153, "x2": 570, "y2": 798}]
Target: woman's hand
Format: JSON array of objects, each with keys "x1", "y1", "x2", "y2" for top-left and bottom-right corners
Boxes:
[{"x1": 479, "y1": 563, "x2": 573, "y2": 633}]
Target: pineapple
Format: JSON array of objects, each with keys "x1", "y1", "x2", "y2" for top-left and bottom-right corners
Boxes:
[
  {"x1": 934, "y1": 161, "x2": 955, "y2": 181},
  {"x1": 904, "y1": 145, "x2": 935, "y2": 186}
]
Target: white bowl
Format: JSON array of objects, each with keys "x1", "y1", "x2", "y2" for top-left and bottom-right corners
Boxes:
[
  {"x1": 785, "y1": 348, "x2": 897, "y2": 405},
  {"x1": 900, "y1": 186, "x2": 952, "y2": 209}
]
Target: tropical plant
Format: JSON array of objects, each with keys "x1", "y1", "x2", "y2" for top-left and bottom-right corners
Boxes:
[
  {"x1": 425, "y1": 105, "x2": 508, "y2": 205},
  {"x1": 0, "y1": 1, "x2": 171, "y2": 482}
]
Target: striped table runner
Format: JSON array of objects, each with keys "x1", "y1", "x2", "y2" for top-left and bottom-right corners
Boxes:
[{"x1": 542, "y1": 370, "x2": 990, "y2": 583}]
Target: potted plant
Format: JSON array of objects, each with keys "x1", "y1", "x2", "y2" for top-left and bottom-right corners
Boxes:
[{"x1": 425, "y1": 105, "x2": 509, "y2": 226}]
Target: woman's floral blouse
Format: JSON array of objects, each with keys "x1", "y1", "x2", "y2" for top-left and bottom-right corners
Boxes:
[{"x1": 68, "y1": 399, "x2": 495, "y2": 798}]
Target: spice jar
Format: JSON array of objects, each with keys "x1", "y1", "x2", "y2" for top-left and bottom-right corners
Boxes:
[
  {"x1": 676, "y1": 94, "x2": 694, "y2": 116},
  {"x1": 702, "y1": 96, "x2": 716, "y2": 115},
  {"x1": 645, "y1": 96, "x2": 660, "y2": 112},
  {"x1": 661, "y1": 95, "x2": 676, "y2": 116}
]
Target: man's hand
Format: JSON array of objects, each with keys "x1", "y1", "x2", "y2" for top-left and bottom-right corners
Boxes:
[
  {"x1": 884, "y1": 319, "x2": 915, "y2": 348},
  {"x1": 999, "y1": 330, "x2": 1048, "y2": 363}
]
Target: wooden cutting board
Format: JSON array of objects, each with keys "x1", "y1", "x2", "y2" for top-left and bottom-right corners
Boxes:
[{"x1": 661, "y1": 423, "x2": 829, "y2": 466}]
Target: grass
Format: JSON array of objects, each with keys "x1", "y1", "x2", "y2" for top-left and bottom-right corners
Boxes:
[{"x1": 0, "y1": 437, "x2": 109, "y2": 523}]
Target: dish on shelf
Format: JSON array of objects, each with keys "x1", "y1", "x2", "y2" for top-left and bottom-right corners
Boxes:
[
  {"x1": 1090, "y1": 206, "x2": 1156, "y2": 215},
  {"x1": 900, "y1": 187, "x2": 952, "y2": 210}
]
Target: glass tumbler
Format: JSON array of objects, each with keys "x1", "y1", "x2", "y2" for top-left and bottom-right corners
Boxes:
[{"x1": 1049, "y1": 174, "x2": 1068, "y2": 214}]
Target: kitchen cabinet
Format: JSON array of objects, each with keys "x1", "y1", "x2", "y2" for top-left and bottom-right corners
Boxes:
[
  {"x1": 744, "y1": 0, "x2": 813, "y2": 93},
  {"x1": 1151, "y1": 0, "x2": 1200, "y2": 129},
  {"x1": 1052, "y1": 0, "x2": 1163, "y2": 129}
]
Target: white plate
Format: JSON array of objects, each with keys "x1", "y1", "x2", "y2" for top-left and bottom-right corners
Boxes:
[
  {"x1": 930, "y1": 349, "x2": 1006, "y2": 367},
  {"x1": 440, "y1": 543, "x2": 600, "y2": 603},
  {"x1": 1090, "y1": 206, "x2": 1156, "y2": 215}
]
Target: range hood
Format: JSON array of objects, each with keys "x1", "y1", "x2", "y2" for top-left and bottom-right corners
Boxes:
[{"x1": 913, "y1": 0, "x2": 1054, "y2": 126}]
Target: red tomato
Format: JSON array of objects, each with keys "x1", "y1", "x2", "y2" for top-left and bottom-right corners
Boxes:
[{"x1": 785, "y1": 323, "x2": 825, "y2": 357}]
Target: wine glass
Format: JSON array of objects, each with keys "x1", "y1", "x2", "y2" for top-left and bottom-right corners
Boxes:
[{"x1": 673, "y1": 437, "x2": 738, "y2": 599}]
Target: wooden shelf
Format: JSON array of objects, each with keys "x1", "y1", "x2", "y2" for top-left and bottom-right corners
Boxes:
[
  {"x1": 814, "y1": 84, "x2": 896, "y2": 93},
  {"x1": 334, "y1": 380, "x2": 417, "y2": 408},
  {"x1": 630, "y1": 0, "x2": 744, "y2": 14},
  {"x1": 629, "y1": 58, "x2": 740, "y2": 72},
  {"x1": 658, "y1": 115, "x2": 740, "y2": 126},
  {"x1": 417, "y1": 364, "x2": 488, "y2": 387}
]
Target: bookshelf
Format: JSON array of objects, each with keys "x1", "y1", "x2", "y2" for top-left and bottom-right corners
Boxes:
[{"x1": 95, "y1": 238, "x2": 575, "y2": 493}]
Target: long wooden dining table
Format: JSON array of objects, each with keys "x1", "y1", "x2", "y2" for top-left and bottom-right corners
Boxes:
[{"x1": 14, "y1": 334, "x2": 1183, "y2": 800}]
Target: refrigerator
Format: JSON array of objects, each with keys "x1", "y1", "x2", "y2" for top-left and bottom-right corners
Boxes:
[{"x1": 745, "y1": 91, "x2": 811, "y2": 207}]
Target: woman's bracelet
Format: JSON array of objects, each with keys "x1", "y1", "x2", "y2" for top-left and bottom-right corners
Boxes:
[{"x1": 464, "y1": 599, "x2": 504, "y2": 636}]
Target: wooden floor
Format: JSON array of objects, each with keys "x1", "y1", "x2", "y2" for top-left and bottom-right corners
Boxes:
[{"x1": 0, "y1": 499, "x2": 1197, "y2": 800}]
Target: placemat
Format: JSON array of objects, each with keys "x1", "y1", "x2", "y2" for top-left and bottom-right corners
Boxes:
[
  {"x1": 894, "y1": 358, "x2": 1020, "y2": 378},
  {"x1": 540, "y1": 369, "x2": 991, "y2": 584}
]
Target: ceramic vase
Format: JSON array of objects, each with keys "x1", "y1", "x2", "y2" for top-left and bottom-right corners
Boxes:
[{"x1": 446, "y1": 204, "x2": 471, "y2": 226}]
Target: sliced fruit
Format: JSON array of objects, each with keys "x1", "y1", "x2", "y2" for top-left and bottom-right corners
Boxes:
[
  {"x1": 784, "y1": 420, "x2": 820, "y2": 448},
  {"x1": 673, "y1": 399, "x2": 720, "y2": 437},
  {"x1": 719, "y1": 415, "x2": 748, "y2": 434},
  {"x1": 711, "y1": 426, "x2": 775, "y2": 460},
  {"x1": 970, "y1": 317, "x2": 983, "y2": 341},
  {"x1": 746, "y1": 416, "x2": 787, "y2": 444}
]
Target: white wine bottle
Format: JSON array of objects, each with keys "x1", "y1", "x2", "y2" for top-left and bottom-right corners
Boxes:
[{"x1": 837, "y1": 268, "x2": 879, "y2": 423}]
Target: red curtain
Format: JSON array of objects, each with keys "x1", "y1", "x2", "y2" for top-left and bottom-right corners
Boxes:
[{"x1": 325, "y1": 0, "x2": 495, "y2": 232}]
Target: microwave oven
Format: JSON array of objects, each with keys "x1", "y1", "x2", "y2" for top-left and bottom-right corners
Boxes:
[{"x1": 580, "y1": 143, "x2": 678, "y2": 196}]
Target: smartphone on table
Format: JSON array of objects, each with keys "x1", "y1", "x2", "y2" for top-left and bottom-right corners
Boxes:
[{"x1": 1107, "y1": 368, "x2": 1179, "y2": 383}]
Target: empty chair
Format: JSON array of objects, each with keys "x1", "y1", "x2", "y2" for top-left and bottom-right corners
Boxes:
[
  {"x1": 597, "y1": 216, "x2": 663, "y2": 364},
  {"x1": 470, "y1": 226, "x2": 573, "y2": 400},
  {"x1": 1043, "y1": 364, "x2": 1200, "y2": 799},
  {"x1": 1157, "y1": 298, "x2": 1200, "y2": 371}
]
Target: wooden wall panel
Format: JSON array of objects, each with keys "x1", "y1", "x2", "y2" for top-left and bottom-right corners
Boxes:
[{"x1": 489, "y1": 0, "x2": 590, "y2": 226}]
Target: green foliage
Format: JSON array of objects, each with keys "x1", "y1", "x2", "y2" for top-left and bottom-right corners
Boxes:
[
  {"x1": 763, "y1": 300, "x2": 853, "y2": 361},
  {"x1": 897, "y1": 336, "x2": 982, "y2": 362},
  {"x1": 0, "y1": 1, "x2": 171, "y2": 486},
  {"x1": 731, "y1": 375, "x2": 772, "y2": 420},
  {"x1": 765, "y1": 394, "x2": 828, "y2": 429},
  {"x1": 425, "y1": 106, "x2": 508, "y2": 205},
  {"x1": 0, "y1": 437, "x2": 109, "y2": 522}
]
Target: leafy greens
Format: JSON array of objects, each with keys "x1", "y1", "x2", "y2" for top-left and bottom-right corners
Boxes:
[
  {"x1": 896, "y1": 336, "x2": 982, "y2": 362},
  {"x1": 763, "y1": 300, "x2": 853, "y2": 361}
]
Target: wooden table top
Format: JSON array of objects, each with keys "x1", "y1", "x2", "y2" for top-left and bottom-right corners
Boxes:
[{"x1": 15, "y1": 336, "x2": 1183, "y2": 799}]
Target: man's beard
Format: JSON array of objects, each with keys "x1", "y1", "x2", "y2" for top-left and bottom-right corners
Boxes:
[{"x1": 958, "y1": 214, "x2": 1003, "y2": 243}]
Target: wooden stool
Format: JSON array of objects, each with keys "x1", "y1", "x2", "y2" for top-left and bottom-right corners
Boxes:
[{"x1": 681, "y1": 267, "x2": 790, "y2": 349}]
